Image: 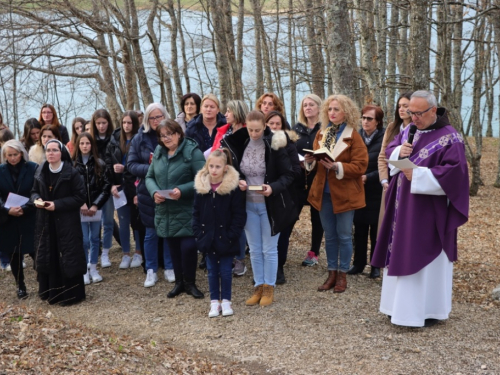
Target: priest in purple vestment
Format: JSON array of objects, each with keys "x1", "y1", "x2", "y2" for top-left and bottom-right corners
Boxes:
[{"x1": 372, "y1": 90, "x2": 469, "y2": 328}]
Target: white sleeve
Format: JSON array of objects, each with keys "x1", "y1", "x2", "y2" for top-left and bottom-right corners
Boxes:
[
  {"x1": 410, "y1": 167, "x2": 446, "y2": 195},
  {"x1": 388, "y1": 146, "x2": 402, "y2": 177}
]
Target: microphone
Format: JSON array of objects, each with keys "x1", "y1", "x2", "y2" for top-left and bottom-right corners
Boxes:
[{"x1": 407, "y1": 125, "x2": 417, "y2": 145}]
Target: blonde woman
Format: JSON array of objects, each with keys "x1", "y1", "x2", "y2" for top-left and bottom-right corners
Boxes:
[{"x1": 304, "y1": 95, "x2": 368, "y2": 293}]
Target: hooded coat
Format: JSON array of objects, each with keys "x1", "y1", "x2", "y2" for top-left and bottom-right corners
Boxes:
[
  {"x1": 145, "y1": 137, "x2": 205, "y2": 238},
  {"x1": 192, "y1": 165, "x2": 246, "y2": 256}
]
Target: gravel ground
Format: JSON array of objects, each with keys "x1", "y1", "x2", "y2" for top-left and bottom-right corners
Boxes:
[{"x1": 1, "y1": 138, "x2": 500, "y2": 374}]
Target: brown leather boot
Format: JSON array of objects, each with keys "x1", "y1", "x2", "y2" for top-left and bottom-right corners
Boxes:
[
  {"x1": 318, "y1": 270, "x2": 337, "y2": 291},
  {"x1": 334, "y1": 271, "x2": 347, "y2": 293},
  {"x1": 259, "y1": 284, "x2": 274, "y2": 306},
  {"x1": 246, "y1": 285, "x2": 264, "y2": 306}
]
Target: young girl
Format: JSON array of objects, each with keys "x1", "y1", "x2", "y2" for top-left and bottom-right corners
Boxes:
[
  {"x1": 193, "y1": 149, "x2": 246, "y2": 317},
  {"x1": 28, "y1": 124, "x2": 62, "y2": 165},
  {"x1": 67, "y1": 117, "x2": 86, "y2": 157},
  {"x1": 89, "y1": 109, "x2": 116, "y2": 268},
  {"x1": 73, "y1": 132, "x2": 112, "y2": 284}
]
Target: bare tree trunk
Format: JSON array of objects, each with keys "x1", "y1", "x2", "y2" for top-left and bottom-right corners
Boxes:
[
  {"x1": 305, "y1": 0, "x2": 325, "y2": 98},
  {"x1": 375, "y1": 0, "x2": 387, "y2": 112},
  {"x1": 484, "y1": 24, "x2": 494, "y2": 137},
  {"x1": 451, "y1": 3, "x2": 464, "y2": 132},
  {"x1": 408, "y1": 0, "x2": 429, "y2": 90},
  {"x1": 491, "y1": 0, "x2": 500, "y2": 187},
  {"x1": 288, "y1": 0, "x2": 296, "y2": 123},
  {"x1": 236, "y1": 0, "x2": 245, "y2": 79},
  {"x1": 397, "y1": 1, "x2": 410, "y2": 87},
  {"x1": 327, "y1": 0, "x2": 356, "y2": 98},
  {"x1": 386, "y1": 1, "x2": 399, "y2": 122},
  {"x1": 164, "y1": 0, "x2": 184, "y2": 105},
  {"x1": 177, "y1": 0, "x2": 191, "y2": 95},
  {"x1": 251, "y1": 0, "x2": 264, "y2": 97},
  {"x1": 222, "y1": 0, "x2": 243, "y2": 101}
]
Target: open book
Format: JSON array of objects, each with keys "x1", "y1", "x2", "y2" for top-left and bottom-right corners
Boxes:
[{"x1": 303, "y1": 147, "x2": 335, "y2": 162}]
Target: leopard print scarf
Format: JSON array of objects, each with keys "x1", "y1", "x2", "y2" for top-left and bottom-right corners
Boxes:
[{"x1": 320, "y1": 123, "x2": 343, "y2": 153}]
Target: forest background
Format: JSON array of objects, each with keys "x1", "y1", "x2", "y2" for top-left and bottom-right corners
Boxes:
[{"x1": 0, "y1": 0, "x2": 500, "y2": 194}]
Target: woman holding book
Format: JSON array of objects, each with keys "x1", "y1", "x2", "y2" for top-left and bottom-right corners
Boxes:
[{"x1": 304, "y1": 95, "x2": 368, "y2": 293}]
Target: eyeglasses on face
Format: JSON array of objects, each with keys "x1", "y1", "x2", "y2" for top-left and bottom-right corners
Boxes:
[
  {"x1": 361, "y1": 116, "x2": 374, "y2": 122},
  {"x1": 149, "y1": 115, "x2": 164, "y2": 122},
  {"x1": 406, "y1": 106, "x2": 433, "y2": 118},
  {"x1": 160, "y1": 132, "x2": 176, "y2": 139}
]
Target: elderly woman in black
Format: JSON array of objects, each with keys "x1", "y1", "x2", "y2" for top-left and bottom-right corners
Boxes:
[
  {"x1": 32, "y1": 139, "x2": 87, "y2": 306},
  {"x1": 0, "y1": 140, "x2": 38, "y2": 299}
]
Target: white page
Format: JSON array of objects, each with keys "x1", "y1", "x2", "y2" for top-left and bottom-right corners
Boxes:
[
  {"x1": 157, "y1": 189, "x2": 175, "y2": 200},
  {"x1": 4, "y1": 193, "x2": 30, "y2": 209},
  {"x1": 386, "y1": 158, "x2": 418, "y2": 169},
  {"x1": 80, "y1": 210, "x2": 102, "y2": 222},
  {"x1": 112, "y1": 190, "x2": 127, "y2": 210},
  {"x1": 298, "y1": 153, "x2": 305, "y2": 162},
  {"x1": 203, "y1": 148, "x2": 212, "y2": 159}
]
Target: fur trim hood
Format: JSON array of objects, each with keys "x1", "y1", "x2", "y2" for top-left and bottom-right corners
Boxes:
[
  {"x1": 270, "y1": 130, "x2": 288, "y2": 150},
  {"x1": 194, "y1": 164, "x2": 240, "y2": 195}
]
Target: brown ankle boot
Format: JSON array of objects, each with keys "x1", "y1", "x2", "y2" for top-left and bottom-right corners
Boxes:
[
  {"x1": 246, "y1": 285, "x2": 264, "y2": 306},
  {"x1": 334, "y1": 271, "x2": 347, "y2": 293},
  {"x1": 260, "y1": 284, "x2": 274, "y2": 306},
  {"x1": 318, "y1": 270, "x2": 337, "y2": 291}
]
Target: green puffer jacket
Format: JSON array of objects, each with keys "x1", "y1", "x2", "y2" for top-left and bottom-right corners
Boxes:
[{"x1": 145, "y1": 137, "x2": 205, "y2": 238}]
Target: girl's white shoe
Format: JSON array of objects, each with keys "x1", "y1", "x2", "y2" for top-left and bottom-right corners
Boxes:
[
  {"x1": 208, "y1": 301, "x2": 221, "y2": 318},
  {"x1": 221, "y1": 300, "x2": 233, "y2": 317}
]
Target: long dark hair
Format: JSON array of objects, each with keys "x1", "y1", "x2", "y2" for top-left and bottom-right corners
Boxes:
[
  {"x1": 120, "y1": 111, "x2": 140, "y2": 154},
  {"x1": 386, "y1": 91, "x2": 414, "y2": 144},
  {"x1": 38, "y1": 124, "x2": 62, "y2": 146},
  {"x1": 264, "y1": 110, "x2": 289, "y2": 130},
  {"x1": 90, "y1": 109, "x2": 114, "y2": 139},
  {"x1": 21, "y1": 118, "x2": 42, "y2": 150},
  {"x1": 73, "y1": 132, "x2": 103, "y2": 177}
]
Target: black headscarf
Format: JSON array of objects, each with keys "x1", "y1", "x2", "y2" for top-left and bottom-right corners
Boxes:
[{"x1": 44, "y1": 139, "x2": 72, "y2": 162}]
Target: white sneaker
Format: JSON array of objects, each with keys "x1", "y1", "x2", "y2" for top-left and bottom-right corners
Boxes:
[
  {"x1": 221, "y1": 300, "x2": 233, "y2": 316},
  {"x1": 22, "y1": 261, "x2": 26, "y2": 269},
  {"x1": 144, "y1": 269, "x2": 158, "y2": 288},
  {"x1": 130, "y1": 254, "x2": 142, "y2": 268},
  {"x1": 90, "y1": 269, "x2": 103, "y2": 283},
  {"x1": 164, "y1": 269, "x2": 175, "y2": 283},
  {"x1": 101, "y1": 254, "x2": 111, "y2": 268},
  {"x1": 83, "y1": 271, "x2": 91, "y2": 285},
  {"x1": 208, "y1": 301, "x2": 221, "y2": 318},
  {"x1": 5, "y1": 264, "x2": 11, "y2": 272},
  {"x1": 119, "y1": 255, "x2": 131, "y2": 269}
]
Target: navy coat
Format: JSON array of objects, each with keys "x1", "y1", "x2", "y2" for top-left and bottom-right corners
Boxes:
[
  {"x1": 0, "y1": 161, "x2": 38, "y2": 255},
  {"x1": 127, "y1": 126, "x2": 158, "y2": 228},
  {"x1": 192, "y1": 165, "x2": 246, "y2": 256},
  {"x1": 185, "y1": 113, "x2": 227, "y2": 152}
]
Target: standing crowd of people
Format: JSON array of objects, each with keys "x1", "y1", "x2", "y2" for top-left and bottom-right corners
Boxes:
[{"x1": 0, "y1": 89, "x2": 468, "y2": 326}]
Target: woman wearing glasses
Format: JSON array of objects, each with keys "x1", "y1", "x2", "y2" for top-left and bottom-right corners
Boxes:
[
  {"x1": 127, "y1": 103, "x2": 174, "y2": 288},
  {"x1": 146, "y1": 119, "x2": 205, "y2": 299},
  {"x1": 348, "y1": 105, "x2": 385, "y2": 278},
  {"x1": 32, "y1": 139, "x2": 87, "y2": 306},
  {"x1": 38, "y1": 104, "x2": 70, "y2": 144}
]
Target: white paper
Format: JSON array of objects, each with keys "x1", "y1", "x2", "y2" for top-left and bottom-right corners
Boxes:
[
  {"x1": 112, "y1": 190, "x2": 127, "y2": 210},
  {"x1": 157, "y1": 189, "x2": 175, "y2": 200},
  {"x1": 386, "y1": 158, "x2": 418, "y2": 169},
  {"x1": 298, "y1": 153, "x2": 305, "y2": 162},
  {"x1": 4, "y1": 193, "x2": 29, "y2": 209},
  {"x1": 80, "y1": 210, "x2": 102, "y2": 222},
  {"x1": 203, "y1": 148, "x2": 212, "y2": 159}
]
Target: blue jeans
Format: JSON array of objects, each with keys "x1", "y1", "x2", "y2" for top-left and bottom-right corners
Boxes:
[
  {"x1": 101, "y1": 197, "x2": 114, "y2": 249},
  {"x1": 82, "y1": 221, "x2": 101, "y2": 264},
  {"x1": 235, "y1": 230, "x2": 247, "y2": 261},
  {"x1": 245, "y1": 202, "x2": 279, "y2": 287},
  {"x1": 206, "y1": 253, "x2": 233, "y2": 301},
  {"x1": 144, "y1": 227, "x2": 173, "y2": 272},
  {"x1": 319, "y1": 193, "x2": 355, "y2": 272},
  {"x1": 117, "y1": 205, "x2": 131, "y2": 254},
  {"x1": 0, "y1": 251, "x2": 10, "y2": 267},
  {"x1": 134, "y1": 230, "x2": 141, "y2": 251}
]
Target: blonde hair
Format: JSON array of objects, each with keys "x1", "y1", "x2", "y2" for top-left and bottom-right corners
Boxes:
[
  {"x1": 320, "y1": 95, "x2": 360, "y2": 131},
  {"x1": 201, "y1": 94, "x2": 220, "y2": 110},
  {"x1": 201, "y1": 148, "x2": 232, "y2": 176},
  {"x1": 298, "y1": 94, "x2": 322, "y2": 125}
]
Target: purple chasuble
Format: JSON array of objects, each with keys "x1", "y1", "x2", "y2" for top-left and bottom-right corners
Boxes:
[{"x1": 371, "y1": 123, "x2": 469, "y2": 276}]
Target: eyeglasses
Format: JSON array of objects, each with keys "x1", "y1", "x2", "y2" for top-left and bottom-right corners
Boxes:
[
  {"x1": 41, "y1": 111, "x2": 53, "y2": 115},
  {"x1": 45, "y1": 149, "x2": 60, "y2": 153},
  {"x1": 406, "y1": 107, "x2": 433, "y2": 118},
  {"x1": 149, "y1": 115, "x2": 164, "y2": 122},
  {"x1": 160, "y1": 133, "x2": 175, "y2": 139},
  {"x1": 361, "y1": 116, "x2": 374, "y2": 122}
]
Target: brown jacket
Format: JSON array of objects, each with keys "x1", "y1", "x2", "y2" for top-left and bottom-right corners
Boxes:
[{"x1": 307, "y1": 126, "x2": 368, "y2": 214}]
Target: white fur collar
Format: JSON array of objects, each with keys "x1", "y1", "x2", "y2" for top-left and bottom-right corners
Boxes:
[{"x1": 194, "y1": 165, "x2": 240, "y2": 195}]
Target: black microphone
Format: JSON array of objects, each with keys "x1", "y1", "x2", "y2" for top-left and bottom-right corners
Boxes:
[{"x1": 407, "y1": 125, "x2": 417, "y2": 145}]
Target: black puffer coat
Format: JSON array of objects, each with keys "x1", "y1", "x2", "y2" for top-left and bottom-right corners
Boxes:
[
  {"x1": 221, "y1": 126, "x2": 297, "y2": 235},
  {"x1": 185, "y1": 113, "x2": 227, "y2": 152},
  {"x1": 31, "y1": 162, "x2": 87, "y2": 278},
  {"x1": 354, "y1": 128, "x2": 385, "y2": 225},
  {"x1": 294, "y1": 121, "x2": 321, "y2": 204},
  {"x1": 106, "y1": 128, "x2": 137, "y2": 203},
  {"x1": 74, "y1": 154, "x2": 112, "y2": 209}
]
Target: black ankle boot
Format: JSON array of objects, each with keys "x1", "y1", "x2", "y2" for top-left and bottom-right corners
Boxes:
[
  {"x1": 347, "y1": 265, "x2": 364, "y2": 275},
  {"x1": 167, "y1": 282, "x2": 185, "y2": 298},
  {"x1": 369, "y1": 267, "x2": 380, "y2": 279},
  {"x1": 198, "y1": 254, "x2": 207, "y2": 270},
  {"x1": 17, "y1": 285, "x2": 28, "y2": 300},
  {"x1": 184, "y1": 282, "x2": 204, "y2": 299},
  {"x1": 276, "y1": 266, "x2": 286, "y2": 285}
]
